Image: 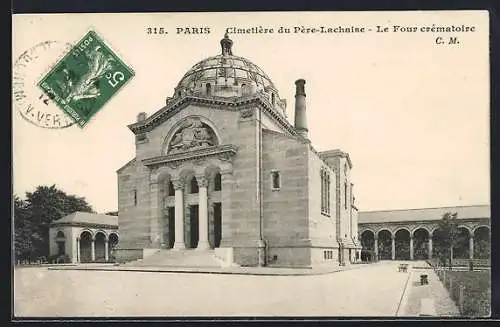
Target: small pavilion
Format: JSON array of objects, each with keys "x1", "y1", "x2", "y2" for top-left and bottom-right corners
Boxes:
[{"x1": 49, "y1": 212, "x2": 119, "y2": 263}]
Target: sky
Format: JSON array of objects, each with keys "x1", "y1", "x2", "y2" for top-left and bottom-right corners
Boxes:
[{"x1": 12, "y1": 11, "x2": 490, "y2": 213}]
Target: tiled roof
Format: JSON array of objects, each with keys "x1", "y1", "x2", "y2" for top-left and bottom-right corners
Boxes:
[
  {"x1": 51, "y1": 212, "x2": 118, "y2": 227},
  {"x1": 359, "y1": 205, "x2": 490, "y2": 224}
]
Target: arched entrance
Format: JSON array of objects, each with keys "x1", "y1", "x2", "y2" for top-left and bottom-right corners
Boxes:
[
  {"x1": 377, "y1": 230, "x2": 392, "y2": 260},
  {"x1": 413, "y1": 228, "x2": 430, "y2": 260},
  {"x1": 432, "y1": 228, "x2": 445, "y2": 260},
  {"x1": 395, "y1": 229, "x2": 410, "y2": 260},
  {"x1": 109, "y1": 233, "x2": 119, "y2": 260},
  {"x1": 186, "y1": 175, "x2": 200, "y2": 249},
  {"x1": 80, "y1": 231, "x2": 93, "y2": 263},
  {"x1": 360, "y1": 230, "x2": 375, "y2": 261},
  {"x1": 453, "y1": 227, "x2": 471, "y2": 259},
  {"x1": 94, "y1": 232, "x2": 106, "y2": 262},
  {"x1": 208, "y1": 169, "x2": 222, "y2": 249},
  {"x1": 473, "y1": 226, "x2": 490, "y2": 259}
]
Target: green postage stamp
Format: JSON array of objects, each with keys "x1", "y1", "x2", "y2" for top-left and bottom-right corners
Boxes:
[{"x1": 38, "y1": 31, "x2": 134, "y2": 127}]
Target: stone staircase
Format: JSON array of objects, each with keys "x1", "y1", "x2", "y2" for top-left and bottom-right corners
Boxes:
[{"x1": 122, "y1": 249, "x2": 225, "y2": 268}]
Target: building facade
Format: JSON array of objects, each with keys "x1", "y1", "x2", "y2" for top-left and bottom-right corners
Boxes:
[
  {"x1": 115, "y1": 34, "x2": 361, "y2": 267},
  {"x1": 358, "y1": 205, "x2": 491, "y2": 262}
]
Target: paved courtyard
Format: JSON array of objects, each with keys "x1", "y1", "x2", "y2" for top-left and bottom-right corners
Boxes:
[{"x1": 15, "y1": 261, "x2": 412, "y2": 317}]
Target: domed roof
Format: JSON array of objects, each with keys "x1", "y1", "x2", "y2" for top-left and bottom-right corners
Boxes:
[
  {"x1": 176, "y1": 53, "x2": 276, "y2": 91},
  {"x1": 173, "y1": 34, "x2": 284, "y2": 102}
]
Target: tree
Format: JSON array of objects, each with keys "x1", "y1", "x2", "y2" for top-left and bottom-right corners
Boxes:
[
  {"x1": 435, "y1": 212, "x2": 459, "y2": 270},
  {"x1": 14, "y1": 195, "x2": 42, "y2": 260},
  {"x1": 13, "y1": 185, "x2": 94, "y2": 260}
]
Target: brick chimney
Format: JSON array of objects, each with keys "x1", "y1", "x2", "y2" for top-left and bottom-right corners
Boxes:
[{"x1": 294, "y1": 79, "x2": 308, "y2": 137}]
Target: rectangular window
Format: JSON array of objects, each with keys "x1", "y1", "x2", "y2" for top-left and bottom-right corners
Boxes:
[
  {"x1": 320, "y1": 170, "x2": 324, "y2": 213},
  {"x1": 344, "y1": 182, "x2": 348, "y2": 209},
  {"x1": 133, "y1": 190, "x2": 137, "y2": 206},
  {"x1": 321, "y1": 169, "x2": 332, "y2": 217},
  {"x1": 350, "y1": 183, "x2": 354, "y2": 206},
  {"x1": 271, "y1": 171, "x2": 281, "y2": 190},
  {"x1": 327, "y1": 175, "x2": 330, "y2": 215}
]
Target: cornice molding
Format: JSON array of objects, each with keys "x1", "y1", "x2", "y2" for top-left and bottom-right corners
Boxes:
[
  {"x1": 359, "y1": 216, "x2": 489, "y2": 227},
  {"x1": 143, "y1": 144, "x2": 238, "y2": 169},
  {"x1": 128, "y1": 93, "x2": 297, "y2": 136},
  {"x1": 50, "y1": 222, "x2": 118, "y2": 229}
]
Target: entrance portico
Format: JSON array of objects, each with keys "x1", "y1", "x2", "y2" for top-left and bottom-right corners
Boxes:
[{"x1": 146, "y1": 145, "x2": 236, "y2": 251}]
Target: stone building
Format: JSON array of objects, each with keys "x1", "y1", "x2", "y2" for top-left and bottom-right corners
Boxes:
[
  {"x1": 358, "y1": 205, "x2": 490, "y2": 262},
  {"x1": 115, "y1": 33, "x2": 361, "y2": 268},
  {"x1": 49, "y1": 212, "x2": 119, "y2": 263}
]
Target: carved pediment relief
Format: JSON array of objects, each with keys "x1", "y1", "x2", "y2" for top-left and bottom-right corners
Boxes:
[{"x1": 167, "y1": 117, "x2": 219, "y2": 154}]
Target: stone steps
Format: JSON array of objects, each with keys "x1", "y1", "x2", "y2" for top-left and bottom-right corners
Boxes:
[{"x1": 123, "y1": 249, "x2": 224, "y2": 268}]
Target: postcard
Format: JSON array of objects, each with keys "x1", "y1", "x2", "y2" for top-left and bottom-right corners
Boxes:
[{"x1": 12, "y1": 11, "x2": 490, "y2": 318}]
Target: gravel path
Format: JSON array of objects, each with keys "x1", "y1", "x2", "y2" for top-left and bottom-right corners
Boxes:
[{"x1": 403, "y1": 262, "x2": 460, "y2": 317}]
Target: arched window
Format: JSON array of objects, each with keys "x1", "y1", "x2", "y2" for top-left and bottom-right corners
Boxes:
[
  {"x1": 190, "y1": 177, "x2": 199, "y2": 194},
  {"x1": 206, "y1": 83, "x2": 212, "y2": 96},
  {"x1": 168, "y1": 181, "x2": 175, "y2": 196},
  {"x1": 56, "y1": 231, "x2": 66, "y2": 255},
  {"x1": 214, "y1": 173, "x2": 222, "y2": 191}
]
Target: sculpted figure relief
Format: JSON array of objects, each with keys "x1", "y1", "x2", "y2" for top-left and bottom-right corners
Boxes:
[{"x1": 168, "y1": 118, "x2": 216, "y2": 153}]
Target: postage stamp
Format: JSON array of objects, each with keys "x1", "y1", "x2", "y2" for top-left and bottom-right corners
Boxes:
[
  {"x1": 37, "y1": 30, "x2": 135, "y2": 128},
  {"x1": 13, "y1": 41, "x2": 77, "y2": 129}
]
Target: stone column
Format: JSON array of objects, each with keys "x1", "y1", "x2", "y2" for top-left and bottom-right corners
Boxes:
[
  {"x1": 374, "y1": 236, "x2": 379, "y2": 260},
  {"x1": 469, "y1": 235, "x2": 474, "y2": 259},
  {"x1": 409, "y1": 235, "x2": 414, "y2": 260},
  {"x1": 428, "y1": 237, "x2": 433, "y2": 259},
  {"x1": 76, "y1": 237, "x2": 80, "y2": 263},
  {"x1": 91, "y1": 237, "x2": 95, "y2": 262},
  {"x1": 391, "y1": 235, "x2": 395, "y2": 260},
  {"x1": 173, "y1": 179, "x2": 185, "y2": 249},
  {"x1": 104, "y1": 239, "x2": 109, "y2": 262},
  {"x1": 219, "y1": 168, "x2": 234, "y2": 247},
  {"x1": 197, "y1": 175, "x2": 210, "y2": 250},
  {"x1": 149, "y1": 179, "x2": 163, "y2": 248}
]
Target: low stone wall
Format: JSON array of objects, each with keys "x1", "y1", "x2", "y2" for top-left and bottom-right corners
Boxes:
[
  {"x1": 427, "y1": 258, "x2": 491, "y2": 268},
  {"x1": 452, "y1": 259, "x2": 490, "y2": 267},
  {"x1": 114, "y1": 248, "x2": 144, "y2": 263}
]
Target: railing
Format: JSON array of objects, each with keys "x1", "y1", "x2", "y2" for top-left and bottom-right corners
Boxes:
[{"x1": 429, "y1": 260, "x2": 491, "y2": 317}]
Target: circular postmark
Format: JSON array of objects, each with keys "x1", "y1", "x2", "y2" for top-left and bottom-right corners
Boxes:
[{"x1": 13, "y1": 41, "x2": 77, "y2": 129}]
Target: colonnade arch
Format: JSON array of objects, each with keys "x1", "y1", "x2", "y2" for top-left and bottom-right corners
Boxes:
[
  {"x1": 78, "y1": 230, "x2": 119, "y2": 263},
  {"x1": 360, "y1": 222, "x2": 490, "y2": 261},
  {"x1": 394, "y1": 229, "x2": 410, "y2": 260},
  {"x1": 412, "y1": 228, "x2": 430, "y2": 260},
  {"x1": 473, "y1": 226, "x2": 490, "y2": 259},
  {"x1": 360, "y1": 230, "x2": 375, "y2": 261}
]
